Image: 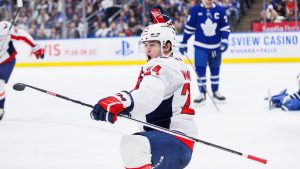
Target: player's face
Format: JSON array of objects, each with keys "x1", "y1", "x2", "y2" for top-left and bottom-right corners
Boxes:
[
  {"x1": 143, "y1": 41, "x2": 161, "y2": 60},
  {"x1": 203, "y1": 0, "x2": 213, "y2": 6}
]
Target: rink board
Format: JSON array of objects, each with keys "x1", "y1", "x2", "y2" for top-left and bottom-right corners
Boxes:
[{"x1": 14, "y1": 31, "x2": 300, "y2": 67}]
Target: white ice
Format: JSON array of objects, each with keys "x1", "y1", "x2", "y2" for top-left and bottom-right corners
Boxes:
[{"x1": 0, "y1": 63, "x2": 300, "y2": 169}]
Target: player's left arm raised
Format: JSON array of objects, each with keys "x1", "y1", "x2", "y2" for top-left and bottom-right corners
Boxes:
[{"x1": 11, "y1": 28, "x2": 45, "y2": 59}]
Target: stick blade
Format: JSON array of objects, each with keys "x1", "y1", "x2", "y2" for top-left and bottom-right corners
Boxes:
[{"x1": 13, "y1": 83, "x2": 26, "y2": 91}]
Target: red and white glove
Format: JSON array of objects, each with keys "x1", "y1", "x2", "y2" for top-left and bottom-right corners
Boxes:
[
  {"x1": 90, "y1": 91, "x2": 133, "y2": 124},
  {"x1": 32, "y1": 44, "x2": 45, "y2": 59}
]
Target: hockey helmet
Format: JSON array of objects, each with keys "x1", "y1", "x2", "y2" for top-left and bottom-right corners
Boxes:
[{"x1": 140, "y1": 22, "x2": 176, "y2": 55}]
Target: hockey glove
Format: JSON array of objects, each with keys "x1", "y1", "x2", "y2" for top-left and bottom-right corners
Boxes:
[
  {"x1": 90, "y1": 91, "x2": 133, "y2": 124},
  {"x1": 269, "y1": 89, "x2": 288, "y2": 108},
  {"x1": 149, "y1": 5, "x2": 169, "y2": 24},
  {"x1": 179, "y1": 42, "x2": 187, "y2": 55},
  {"x1": 220, "y1": 42, "x2": 228, "y2": 52},
  {"x1": 32, "y1": 44, "x2": 45, "y2": 59}
]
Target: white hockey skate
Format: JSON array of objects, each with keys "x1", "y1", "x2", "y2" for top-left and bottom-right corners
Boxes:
[
  {"x1": 213, "y1": 91, "x2": 226, "y2": 103},
  {"x1": 0, "y1": 108, "x2": 4, "y2": 121},
  {"x1": 193, "y1": 93, "x2": 206, "y2": 105}
]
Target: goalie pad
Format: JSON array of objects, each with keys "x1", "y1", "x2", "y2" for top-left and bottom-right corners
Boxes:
[{"x1": 281, "y1": 99, "x2": 300, "y2": 111}]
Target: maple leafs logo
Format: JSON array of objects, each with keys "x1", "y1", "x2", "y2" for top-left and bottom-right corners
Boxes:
[{"x1": 201, "y1": 18, "x2": 217, "y2": 37}]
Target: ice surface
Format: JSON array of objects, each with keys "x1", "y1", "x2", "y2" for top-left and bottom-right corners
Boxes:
[{"x1": 0, "y1": 63, "x2": 300, "y2": 169}]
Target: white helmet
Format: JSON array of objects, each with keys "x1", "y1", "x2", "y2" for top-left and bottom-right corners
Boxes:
[
  {"x1": 0, "y1": 21, "x2": 13, "y2": 37},
  {"x1": 140, "y1": 22, "x2": 176, "y2": 56}
]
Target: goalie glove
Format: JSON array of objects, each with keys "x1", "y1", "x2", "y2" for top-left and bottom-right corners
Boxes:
[
  {"x1": 269, "y1": 89, "x2": 288, "y2": 108},
  {"x1": 32, "y1": 44, "x2": 45, "y2": 59},
  {"x1": 90, "y1": 91, "x2": 133, "y2": 124}
]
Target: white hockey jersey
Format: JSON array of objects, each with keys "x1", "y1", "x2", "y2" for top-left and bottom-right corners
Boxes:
[
  {"x1": 130, "y1": 56, "x2": 198, "y2": 150},
  {"x1": 0, "y1": 27, "x2": 37, "y2": 64}
]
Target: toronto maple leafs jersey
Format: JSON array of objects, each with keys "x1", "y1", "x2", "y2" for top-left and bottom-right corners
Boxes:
[
  {"x1": 129, "y1": 56, "x2": 198, "y2": 150},
  {"x1": 0, "y1": 27, "x2": 36, "y2": 64},
  {"x1": 182, "y1": 3, "x2": 230, "y2": 49},
  {"x1": 286, "y1": 89, "x2": 300, "y2": 101},
  {"x1": 281, "y1": 89, "x2": 300, "y2": 111}
]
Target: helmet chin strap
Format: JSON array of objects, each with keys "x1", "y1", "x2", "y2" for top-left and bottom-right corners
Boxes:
[{"x1": 161, "y1": 50, "x2": 173, "y2": 57}]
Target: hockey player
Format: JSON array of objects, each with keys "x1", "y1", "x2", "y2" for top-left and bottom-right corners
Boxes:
[
  {"x1": 0, "y1": 21, "x2": 44, "y2": 120},
  {"x1": 179, "y1": 0, "x2": 230, "y2": 104},
  {"x1": 269, "y1": 73, "x2": 300, "y2": 111},
  {"x1": 90, "y1": 22, "x2": 198, "y2": 169}
]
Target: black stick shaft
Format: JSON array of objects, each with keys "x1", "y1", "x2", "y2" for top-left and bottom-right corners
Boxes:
[
  {"x1": 16, "y1": 83, "x2": 267, "y2": 164},
  {"x1": 1, "y1": 8, "x2": 21, "y2": 50},
  {"x1": 22, "y1": 83, "x2": 92, "y2": 108},
  {"x1": 9, "y1": 8, "x2": 21, "y2": 31}
]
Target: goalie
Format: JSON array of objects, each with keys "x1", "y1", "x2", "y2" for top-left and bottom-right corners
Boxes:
[
  {"x1": 269, "y1": 73, "x2": 300, "y2": 111},
  {"x1": 0, "y1": 21, "x2": 45, "y2": 120}
]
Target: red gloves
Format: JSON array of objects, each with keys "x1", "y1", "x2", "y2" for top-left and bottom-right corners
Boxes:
[
  {"x1": 91, "y1": 91, "x2": 133, "y2": 123},
  {"x1": 32, "y1": 44, "x2": 45, "y2": 59}
]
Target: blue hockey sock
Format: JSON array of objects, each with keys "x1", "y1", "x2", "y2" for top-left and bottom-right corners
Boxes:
[
  {"x1": 197, "y1": 77, "x2": 207, "y2": 93},
  {"x1": 210, "y1": 67, "x2": 220, "y2": 92},
  {"x1": 195, "y1": 66, "x2": 207, "y2": 93}
]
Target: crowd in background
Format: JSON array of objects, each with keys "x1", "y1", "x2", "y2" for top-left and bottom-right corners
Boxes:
[
  {"x1": 261, "y1": 0, "x2": 300, "y2": 23},
  {"x1": 0, "y1": 0, "x2": 257, "y2": 39}
]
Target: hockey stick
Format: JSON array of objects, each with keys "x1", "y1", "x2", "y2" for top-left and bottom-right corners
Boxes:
[
  {"x1": 9, "y1": 0, "x2": 23, "y2": 31},
  {"x1": 183, "y1": 52, "x2": 221, "y2": 112},
  {"x1": 13, "y1": 82, "x2": 267, "y2": 164},
  {"x1": 265, "y1": 88, "x2": 273, "y2": 110}
]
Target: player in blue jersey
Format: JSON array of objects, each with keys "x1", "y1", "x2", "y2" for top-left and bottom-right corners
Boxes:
[
  {"x1": 0, "y1": 21, "x2": 44, "y2": 120},
  {"x1": 179, "y1": 0, "x2": 231, "y2": 104},
  {"x1": 269, "y1": 73, "x2": 300, "y2": 111}
]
